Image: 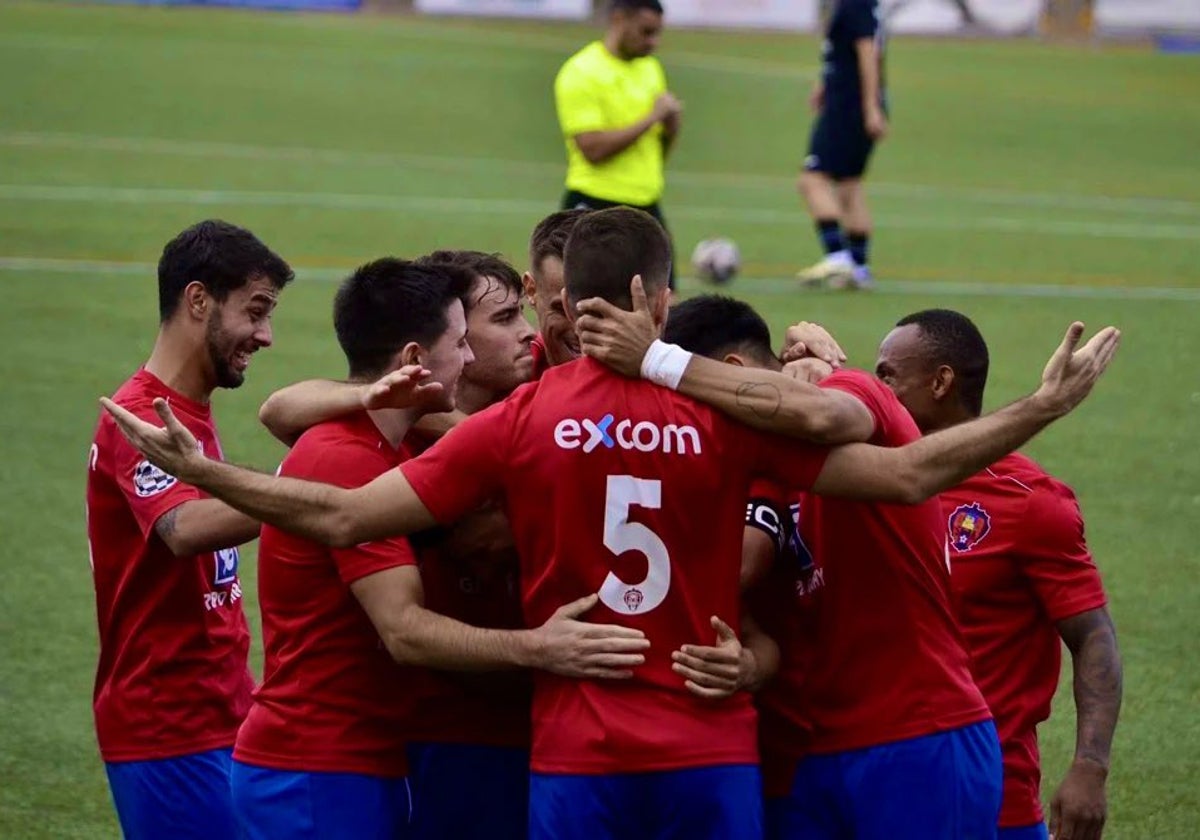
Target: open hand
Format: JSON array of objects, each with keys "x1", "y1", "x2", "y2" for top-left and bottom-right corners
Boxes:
[
  {"x1": 781, "y1": 321, "x2": 846, "y2": 367},
  {"x1": 1034, "y1": 323, "x2": 1121, "y2": 418},
  {"x1": 672, "y1": 616, "x2": 747, "y2": 700},
  {"x1": 575, "y1": 276, "x2": 658, "y2": 378},
  {"x1": 361, "y1": 365, "x2": 445, "y2": 411},
  {"x1": 100, "y1": 397, "x2": 207, "y2": 484},
  {"x1": 534, "y1": 593, "x2": 651, "y2": 680}
]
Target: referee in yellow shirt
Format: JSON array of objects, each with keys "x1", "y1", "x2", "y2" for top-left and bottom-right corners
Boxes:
[{"x1": 554, "y1": 0, "x2": 681, "y2": 288}]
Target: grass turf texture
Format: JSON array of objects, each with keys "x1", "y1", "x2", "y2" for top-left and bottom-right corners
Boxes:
[{"x1": 1, "y1": 2, "x2": 1197, "y2": 836}]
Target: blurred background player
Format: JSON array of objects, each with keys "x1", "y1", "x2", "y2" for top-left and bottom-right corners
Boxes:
[
  {"x1": 554, "y1": 0, "x2": 681, "y2": 290},
  {"x1": 797, "y1": 0, "x2": 888, "y2": 290},
  {"x1": 86, "y1": 220, "x2": 292, "y2": 839},
  {"x1": 874, "y1": 309, "x2": 1123, "y2": 840}
]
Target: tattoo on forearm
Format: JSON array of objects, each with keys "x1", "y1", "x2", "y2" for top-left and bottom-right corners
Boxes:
[
  {"x1": 735, "y1": 382, "x2": 783, "y2": 421},
  {"x1": 1065, "y1": 610, "x2": 1123, "y2": 767},
  {"x1": 155, "y1": 507, "x2": 180, "y2": 539}
]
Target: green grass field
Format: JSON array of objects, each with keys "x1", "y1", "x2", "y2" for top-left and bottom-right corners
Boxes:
[{"x1": 1, "y1": 2, "x2": 1198, "y2": 836}]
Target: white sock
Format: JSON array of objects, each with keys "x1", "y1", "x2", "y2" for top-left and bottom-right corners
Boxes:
[{"x1": 827, "y1": 249, "x2": 853, "y2": 266}]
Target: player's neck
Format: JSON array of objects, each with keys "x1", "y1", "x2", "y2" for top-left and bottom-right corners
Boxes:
[
  {"x1": 602, "y1": 33, "x2": 631, "y2": 61},
  {"x1": 367, "y1": 406, "x2": 419, "y2": 450},
  {"x1": 143, "y1": 327, "x2": 214, "y2": 405},
  {"x1": 925, "y1": 407, "x2": 977, "y2": 434},
  {"x1": 454, "y1": 378, "x2": 498, "y2": 416}
]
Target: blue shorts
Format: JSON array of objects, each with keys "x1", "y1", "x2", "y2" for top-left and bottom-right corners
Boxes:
[
  {"x1": 230, "y1": 760, "x2": 411, "y2": 840},
  {"x1": 530, "y1": 764, "x2": 762, "y2": 840},
  {"x1": 783, "y1": 719, "x2": 1002, "y2": 840},
  {"x1": 999, "y1": 824, "x2": 1049, "y2": 840},
  {"x1": 105, "y1": 747, "x2": 235, "y2": 840},
  {"x1": 406, "y1": 742, "x2": 529, "y2": 840}
]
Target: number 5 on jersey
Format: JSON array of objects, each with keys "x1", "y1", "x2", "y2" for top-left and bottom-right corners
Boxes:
[{"x1": 600, "y1": 475, "x2": 670, "y2": 615}]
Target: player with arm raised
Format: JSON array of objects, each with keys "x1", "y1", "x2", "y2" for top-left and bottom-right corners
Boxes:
[
  {"x1": 85, "y1": 220, "x2": 292, "y2": 840},
  {"x1": 102, "y1": 208, "x2": 1118, "y2": 840},
  {"x1": 874, "y1": 309, "x2": 1123, "y2": 840}
]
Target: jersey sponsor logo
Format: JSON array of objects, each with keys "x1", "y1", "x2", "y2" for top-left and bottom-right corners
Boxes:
[
  {"x1": 132, "y1": 460, "x2": 178, "y2": 497},
  {"x1": 948, "y1": 502, "x2": 991, "y2": 553},
  {"x1": 213, "y1": 547, "x2": 239, "y2": 586},
  {"x1": 553, "y1": 414, "x2": 702, "y2": 455}
]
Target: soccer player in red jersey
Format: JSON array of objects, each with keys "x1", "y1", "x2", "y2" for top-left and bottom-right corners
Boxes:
[
  {"x1": 85, "y1": 220, "x2": 293, "y2": 839},
  {"x1": 101, "y1": 209, "x2": 1119, "y2": 840},
  {"x1": 232, "y1": 256, "x2": 644, "y2": 839},
  {"x1": 523, "y1": 208, "x2": 590, "y2": 376},
  {"x1": 876, "y1": 309, "x2": 1122, "y2": 840},
  {"x1": 660, "y1": 295, "x2": 999, "y2": 839}
]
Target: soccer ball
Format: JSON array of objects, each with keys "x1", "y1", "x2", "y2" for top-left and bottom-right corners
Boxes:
[{"x1": 690, "y1": 238, "x2": 741, "y2": 285}]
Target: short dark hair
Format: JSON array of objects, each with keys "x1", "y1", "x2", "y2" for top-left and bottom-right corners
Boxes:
[
  {"x1": 417, "y1": 250, "x2": 522, "y2": 303},
  {"x1": 665, "y1": 295, "x2": 776, "y2": 366},
  {"x1": 157, "y1": 219, "x2": 293, "y2": 322},
  {"x1": 611, "y1": 0, "x2": 663, "y2": 14},
  {"x1": 563, "y1": 207, "x2": 671, "y2": 309},
  {"x1": 529, "y1": 209, "x2": 589, "y2": 274},
  {"x1": 896, "y1": 308, "x2": 990, "y2": 416},
  {"x1": 333, "y1": 258, "x2": 473, "y2": 380}
]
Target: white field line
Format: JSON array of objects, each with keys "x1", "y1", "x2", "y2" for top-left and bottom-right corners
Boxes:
[
  {"x1": 2, "y1": 130, "x2": 1198, "y2": 218},
  {"x1": 3, "y1": 257, "x2": 1197, "y2": 302},
  {"x1": 2, "y1": 182, "x2": 1199, "y2": 242}
]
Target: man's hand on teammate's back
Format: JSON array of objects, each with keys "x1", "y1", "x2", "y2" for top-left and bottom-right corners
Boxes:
[
  {"x1": 1049, "y1": 758, "x2": 1108, "y2": 840},
  {"x1": 783, "y1": 358, "x2": 834, "y2": 384},
  {"x1": 101, "y1": 397, "x2": 207, "y2": 484},
  {"x1": 671, "y1": 616, "x2": 745, "y2": 700},
  {"x1": 1032, "y1": 323, "x2": 1121, "y2": 419},
  {"x1": 533, "y1": 593, "x2": 652, "y2": 680},
  {"x1": 576, "y1": 275, "x2": 658, "y2": 377}
]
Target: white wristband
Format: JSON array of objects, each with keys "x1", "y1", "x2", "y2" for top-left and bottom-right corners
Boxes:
[{"x1": 640, "y1": 339, "x2": 693, "y2": 391}]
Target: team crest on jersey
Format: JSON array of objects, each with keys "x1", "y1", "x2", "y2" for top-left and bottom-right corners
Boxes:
[
  {"x1": 623, "y1": 588, "x2": 644, "y2": 612},
  {"x1": 213, "y1": 547, "x2": 239, "y2": 586},
  {"x1": 948, "y1": 502, "x2": 991, "y2": 553},
  {"x1": 133, "y1": 460, "x2": 177, "y2": 498}
]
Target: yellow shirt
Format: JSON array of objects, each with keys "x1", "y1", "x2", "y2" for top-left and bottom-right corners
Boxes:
[{"x1": 554, "y1": 41, "x2": 668, "y2": 207}]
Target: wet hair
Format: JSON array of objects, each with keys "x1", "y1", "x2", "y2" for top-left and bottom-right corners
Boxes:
[
  {"x1": 563, "y1": 207, "x2": 671, "y2": 309},
  {"x1": 416, "y1": 250, "x2": 522, "y2": 304},
  {"x1": 664, "y1": 295, "x2": 776, "y2": 367},
  {"x1": 895, "y1": 308, "x2": 990, "y2": 416},
  {"x1": 333, "y1": 258, "x2": 473, "y2": 379},
  {"x1": 157, "y1": 219, "x2": 293, "y2": 322}
]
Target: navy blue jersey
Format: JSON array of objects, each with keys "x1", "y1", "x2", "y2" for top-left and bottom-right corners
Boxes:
[{"x1": 820, "y1": 0, "x2": 887, "y2": 112}]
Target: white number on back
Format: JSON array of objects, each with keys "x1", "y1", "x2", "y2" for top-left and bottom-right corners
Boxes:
[{"x1": 599, "y1": 475, "x2": 670, "y2": 615}]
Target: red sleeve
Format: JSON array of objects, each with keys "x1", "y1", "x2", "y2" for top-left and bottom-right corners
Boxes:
[
  {"x1": 819, "y1": 370, "x2": 885, "y2": 441},
  {"x1": 110, "y1": 411, "x2": 202, "y2": 538},
  {"x1": 400, "y1": 398, "x2": 512, "y2": 525},
  {"x1": 286, "y1": 435, "x2": 417, "y2": 586},
  {"x1": 1020, "y1": 480, "x2": 1107, "y2": 622}
]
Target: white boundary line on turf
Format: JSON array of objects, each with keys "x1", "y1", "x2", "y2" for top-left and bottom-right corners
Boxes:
[
  {"x1": 3, "y1": 182, "x2": 1199, "y2": 242},
  {"x1": 3, "y1": 257, "x2": 1196, "y2": 302},
  {"x1": 2, "y1": 131, "x2": 1199, "y2": 218}
]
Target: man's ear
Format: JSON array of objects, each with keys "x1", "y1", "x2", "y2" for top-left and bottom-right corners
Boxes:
[
  {"x1": 182, "y1": 282, "x2": 209, "y2": 322},
  {"x1": 650, "y1": 284, "x2": 671, "y2": 330},
  {"x1": 561, "y1": 287, "x2": 575, "y2": 324},
  {"x1": 931, "y1": 364, "x2": 957, "y2": 402},
  {"x1": 397, "y1": 341, "x2": 423, "y2": 369},
  {"x1": 522, "y1": 271, "x2": 537, "y2": 308},
  {"x1": 721, "y1": 353, "x2": 747, "y2": 368}
]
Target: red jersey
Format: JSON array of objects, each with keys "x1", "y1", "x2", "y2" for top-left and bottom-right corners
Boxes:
[
  {"x1": 86, "y1": 369, "x2": 253, "y2": 762},
  {"x1": 404, "y1": 433, "x2": 531, "y2": 749},
  {"x1": 234, "y1": 412, "x2": 417, "y2": 777},
  {"x1": 942, "y1": 452, "x2": 1106, "y2": 827},
  {"x1": 768, "y1": 370, "x2": 991, "y2": 755},
  {"x1": 401, "y1": 358, "x2": 829, "y2": 774}
]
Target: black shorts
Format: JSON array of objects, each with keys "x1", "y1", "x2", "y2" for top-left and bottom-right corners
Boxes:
[
  {"x1": 804, "y1": 107, "x2": 875, "y2": 180},
  {"x1": 561, "y1": 190, "x2": 676, "y2": 289}
]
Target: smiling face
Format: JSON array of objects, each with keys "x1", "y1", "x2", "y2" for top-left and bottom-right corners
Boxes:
[
  {"x1": 530, "y1": 255, "x2": 580, "y2": 367},
  {"x1": 418, "y1": 299, "x2": 474, "y2": 413},
  {"x1": 202, "y1": 275, "x2": 279, "y2": 389},
  {"x1": 461, "y1": 276, "x2": 535, "y2": 398}
]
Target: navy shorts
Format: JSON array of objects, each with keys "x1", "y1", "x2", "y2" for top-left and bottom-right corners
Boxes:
[
  {"x1": 804, "y1": 107, "x2": 875, "y2": 180},
  {"x1": 530, "y1": 764, "x2": 762, "y2": 840},
  {"x1": 782, "y1": 719, "x2": 1003, "y2": 840},
  {"x1": 230, "y1": 760, "x2": 411, "y2": 840},
  {"x1": 105, "y1": 747, "x2": 236, "y2": 840},
  {"x1": 407, "y1": 742, "x2": 529, "y2": 840}
]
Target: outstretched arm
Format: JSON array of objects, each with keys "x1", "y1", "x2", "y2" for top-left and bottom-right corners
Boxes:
[
  {"x1": 1050, "y1": 607, "x2": 1122, "y2": 840},
  {"x1": 102, "y1": 397, "x2": 435, "y2": 547}
]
